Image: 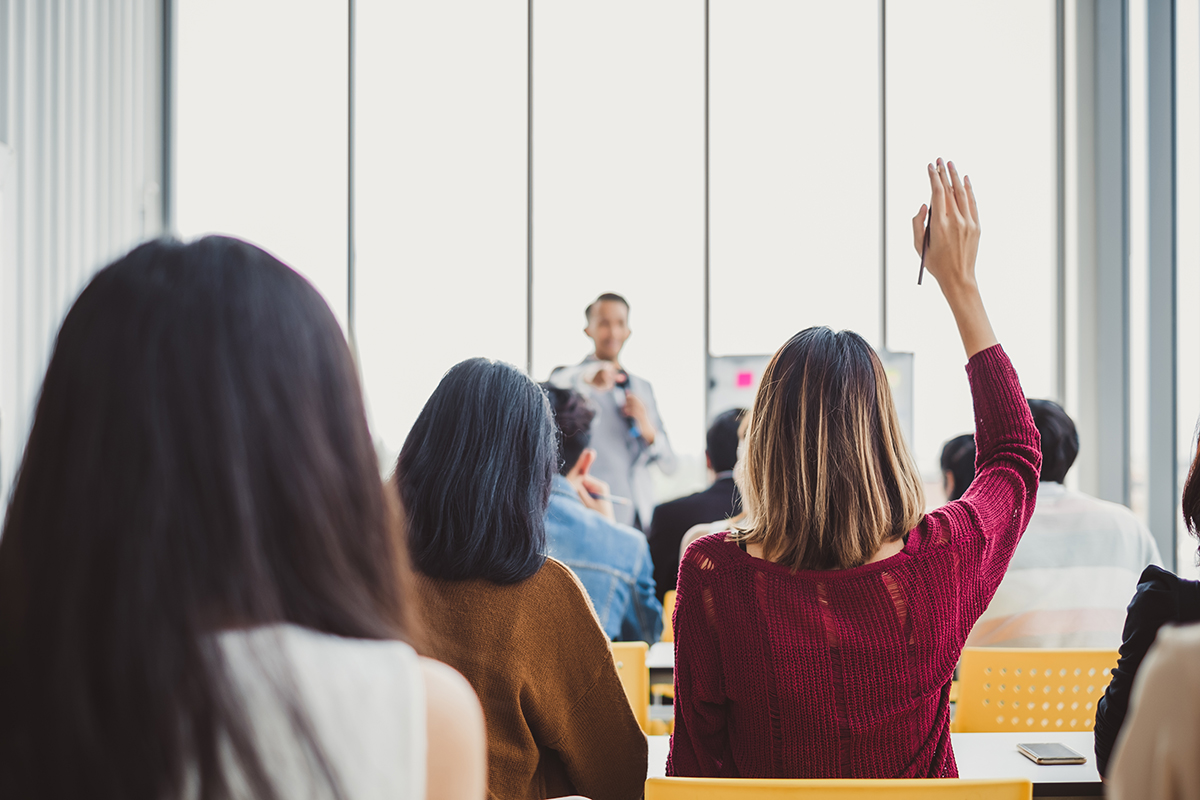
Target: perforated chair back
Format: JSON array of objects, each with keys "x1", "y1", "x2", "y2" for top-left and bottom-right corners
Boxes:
[
  {"x1": 953, "y1": 647, "x2": 1118, "y2": 733},
  {"x1": 645, "y1": 777, "x2": 1032, "y2": 799},
  {"x1": 611, "y1": 641, "x2": 649, "y2": 732},
  {"x1": 661, "y1": 590, "x2": 677, "y2": 642}
]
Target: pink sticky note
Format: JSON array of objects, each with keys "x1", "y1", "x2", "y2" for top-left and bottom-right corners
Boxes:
[{"x1": 736, "y1": 371, "x2": 754, "y2": 388}]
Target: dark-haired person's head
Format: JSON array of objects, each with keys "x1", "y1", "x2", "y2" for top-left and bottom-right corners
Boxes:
[
  {"x1": 738, "y1": 327, "x2": 925, "y2": 571},
  {"x1": 584, "y1": 293, "x2": 630, "y2": 362},
  {"x1": 707, "y1": 408, "x2": 746, "y2": 474},
  {"x1": 0, "y1": 236, "x2": 409, "y2": 800},
  {"x1": 397, "y1": 359, "x2": 556, "y2": 584},
  {"x1": 1184, "y1": 431, "x2": 1200, "y2": 552},
  {"x1": 940, "y1": 434, "x2": 976, "y2": 502},
  {"x1": 541, "y1": 384, "x2": 596, "y2": 477},
  {"x1": 1027, "y1": 399, "x2": 1079, "y2": 483}
]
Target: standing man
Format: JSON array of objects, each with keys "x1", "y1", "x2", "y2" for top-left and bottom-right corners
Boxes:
[{"x1": 549, "y1": 293, "x2": 675, "y2": 530}]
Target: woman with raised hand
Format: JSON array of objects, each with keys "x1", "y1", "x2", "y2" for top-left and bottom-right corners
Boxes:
[
  {"x1": 668, "y1": 160, "x2": 1041, "y2": 778},
  {"x1": 396, "y1": 358, "x2": 647, "y2": 800},
  {"x1": 0, "y1": 237, "x2": 485, "y2": 800}
]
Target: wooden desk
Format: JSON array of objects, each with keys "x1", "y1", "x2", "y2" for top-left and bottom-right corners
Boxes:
[{"x1": 647, "y1": 731, "x2": 1101, "y2": 797}]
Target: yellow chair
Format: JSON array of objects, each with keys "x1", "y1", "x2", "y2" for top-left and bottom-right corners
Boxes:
[
  {"x1": 645, "y1": 777, "x2": 1031, "y2": 799},
  {"x1": 661, "y1": 589, "x2": 677, "y2": 643},
  {"x1": 611, "y1": 641, "x2": 649, "y2": 732},
  {"x1": 952, "y1": 647, "x2": 1118, "y2": 733}
]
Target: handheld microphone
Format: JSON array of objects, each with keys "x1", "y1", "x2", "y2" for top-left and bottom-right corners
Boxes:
[{"x1": 614, "y1": 371, "x2": 642, "y2": 440}]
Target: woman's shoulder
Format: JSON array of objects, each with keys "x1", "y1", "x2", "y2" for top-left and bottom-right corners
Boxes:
[
  {"x1": 1138, "y1": 563, "x2": 1196, "y2": 590},
  {"x1": 1130, "y1": 565, "x2": 1200, "y2": 623},
  {"x1": 217, "y1": 624, "x2": 427, "y2": 798},
  {"x1": 220, "y1": 624, "x2": 424, "y2": 701},
  {"x1": 680, "y1": 530, "x2": 739, "y2": 571},
  {"x1": 536, "y1": 555, "x2": 593, "y2": 592},
  {"x1": 523, "y1": 558, "x2": 611, "y2": 626},
  {"x1": 222, "y1": 623, "x2": 419, "y2": 664}
]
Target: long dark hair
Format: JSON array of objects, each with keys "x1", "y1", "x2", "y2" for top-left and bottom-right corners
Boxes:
[
  {"x1": 1184, "y1": 429, "x2": 1200, "y2": 546},
  {"x1": 397, "y1": 358, "x2": 555, "y2": 584},
  {"x1": 0, "y1": 237, "x2": 413, "y2": 800}
]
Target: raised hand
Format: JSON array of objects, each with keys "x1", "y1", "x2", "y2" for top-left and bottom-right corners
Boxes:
[
  {"x1": 622, "y1": 392, "x2": 657, "y2": 445},
  {"x1": 911, "y1": 159, "x2": 997, "y2": 359},
  {"x1": 911, "y1": 158, "x2": 981, "y2": 294},
  {"x1": 576, "y1": 473, "x2": 616, "y2": 521}
]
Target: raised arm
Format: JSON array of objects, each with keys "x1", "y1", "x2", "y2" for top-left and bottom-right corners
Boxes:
[{"x1": 911, "y1": 161, "x2": 1041, "y2": 631}]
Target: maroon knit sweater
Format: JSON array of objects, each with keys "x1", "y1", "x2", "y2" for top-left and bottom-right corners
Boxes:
[{"x1": 667, "y1": 345, "x2": 1041, "y2": 779}]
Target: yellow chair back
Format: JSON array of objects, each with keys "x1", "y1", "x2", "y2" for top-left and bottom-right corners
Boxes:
[
  {"x1": 611, "y1": 641, "x2": 649, "y2": 732},
  {"x1": 952, "y1": 647, "x2": 1118, "y2": 733},
  {"x1": 645, "y1": 777, "x2": 1031, "y2": 799},
  {"x1": 661, "y1": 589, "x2": 677, "y2": 643}
]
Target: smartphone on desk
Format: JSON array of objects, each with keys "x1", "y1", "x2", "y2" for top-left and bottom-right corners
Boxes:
[{"x1": 1017, "y1": 742, "x2": 1087, "y2": 765}]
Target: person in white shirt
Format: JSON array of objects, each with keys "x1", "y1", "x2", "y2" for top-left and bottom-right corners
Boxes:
[
  {"x1": 967, "y1": 399, "x2": 1162, "y2": 647},
  {"x1": 0, "y1": 237, "x2": 484, "y2": 800}
]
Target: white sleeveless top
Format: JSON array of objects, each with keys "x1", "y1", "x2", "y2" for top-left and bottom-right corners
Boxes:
[{"x1": 211, "y1": 624, "x2": 426, "y2": 800}]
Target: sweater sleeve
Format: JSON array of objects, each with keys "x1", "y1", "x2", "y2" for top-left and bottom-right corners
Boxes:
[
  {"x1": 667, "y1": 544, "x2": 736, "y2": 777},
  {"x1": 545, "y1": 663, "x2": 648, "y2": 800},
  {"x1": 533, "y1": 562, "x2": 647, "y2": 800},
  {"x1": 922, "y1": 344, "x2": 1041, "y2": 636}
]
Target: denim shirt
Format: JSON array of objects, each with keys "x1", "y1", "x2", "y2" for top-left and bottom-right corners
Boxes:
[{"x1": 544, "y1": 475, "x2": 663, "y2": 643}]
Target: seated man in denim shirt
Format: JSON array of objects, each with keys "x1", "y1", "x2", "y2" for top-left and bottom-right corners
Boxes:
[{"x1": 541, "y1": 383, "x2": 663, "y2": 643}]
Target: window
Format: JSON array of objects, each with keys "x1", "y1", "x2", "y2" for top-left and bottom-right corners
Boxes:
[
  {"x1": 885, "y1": 0, "x2": 1058, "y2": 483},
  {"x1": 708, "y1": 0, "x2": 882, "y2": 356},
  {"x1": 353, "y1": 0, "x2": 528, "y2": 463},
  {"x1": 530, "y1": 0, "x2": 707, "y2": 494},
  {"x1": 175, "y1": 0, "x2": 349, "y2": 326}
]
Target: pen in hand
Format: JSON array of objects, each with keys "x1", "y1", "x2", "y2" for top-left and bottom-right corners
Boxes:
[{"x1": 918, "y1": 207, "x2": 931, "y2": 285}]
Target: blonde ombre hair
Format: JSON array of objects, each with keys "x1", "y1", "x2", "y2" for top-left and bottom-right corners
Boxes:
[{"x1": 732, "y1": 327, "x2": 925, "y2": 571}]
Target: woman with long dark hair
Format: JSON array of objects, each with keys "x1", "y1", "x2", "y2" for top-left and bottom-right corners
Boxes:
[
  {"x1": 0, "y1": 237, "x2": 484, "y2": 799},
  {"x1": 397, "y1": 358, "x2": 647, "y2": 800},
  {"x1": 668, "y1": 161, "x2": 1043, "y2": 778},
  {"x1": 1094, "y1": 434, "x2": 1200, "y2": 776}
]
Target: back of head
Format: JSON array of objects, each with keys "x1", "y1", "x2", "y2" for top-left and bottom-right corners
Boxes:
[
  {"x1": 541, "y1": 384, "x2": 595, "y2": 475},
  {"x1": 0, "y1": 236, "x2": 407, "y2": 799},
  {"x1": 397, "y1": 358, "x2": 556, "y2": 584},
  {"x1": 1185, "y1": 433, "x2": 1200, "y2": 548},
  {"x1": 1027, "y1": 399, "x2": 1078, "y2": 483},
  {"x1": 738, "y1": 327, "x2": 925, "y2": 571},
  {"x1": 940, "y1": 434, "x2": 976, "y2": 502},
  {"x1": 707, "y1": 408, "x2": 746, "y2": 474}
]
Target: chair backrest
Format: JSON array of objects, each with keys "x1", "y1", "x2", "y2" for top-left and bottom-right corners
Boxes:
[
  {"x1": 645, "y1": 777, "x2": 1032, "y2": 799},
  {"x1": 611, "y1": 641, "x2": 649, "y2": 732},
  {"x1": 661, "y1": 590, "x2": 676, "y2": 643},
  {"x1": 953, "y1": 647, "x2": 1118, "y2": 733}
]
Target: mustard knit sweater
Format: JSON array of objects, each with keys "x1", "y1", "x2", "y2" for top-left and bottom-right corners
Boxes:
[{"x1": 414, "y1": 558, "x2": 647, "y2": 800}]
